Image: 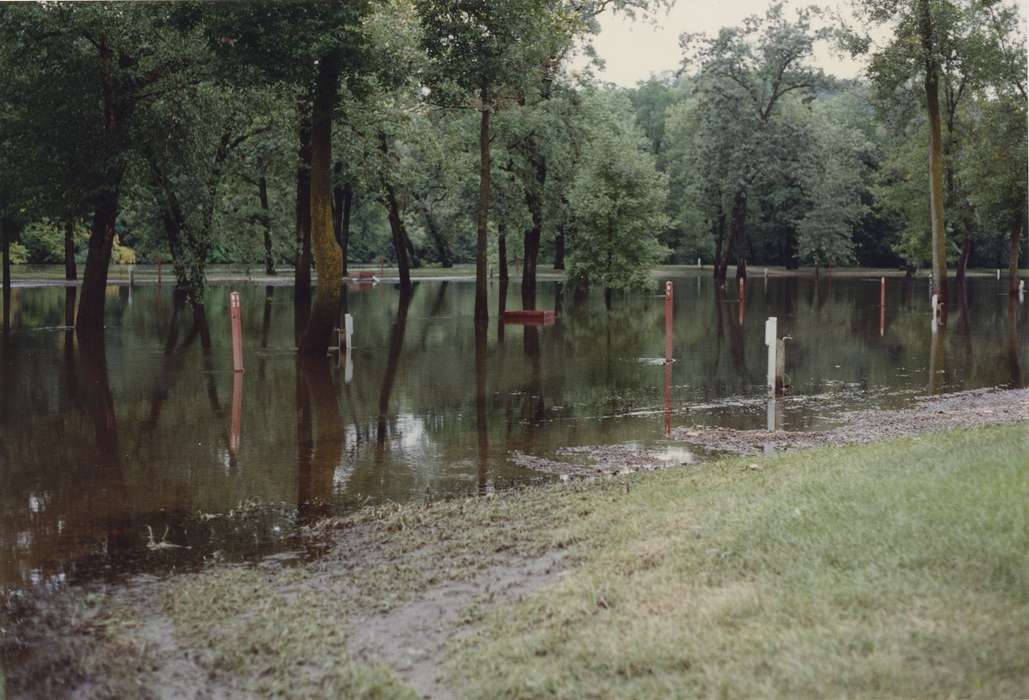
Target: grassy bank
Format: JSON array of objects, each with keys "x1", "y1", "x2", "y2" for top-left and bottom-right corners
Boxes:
[
  {"x1": 5, "y1": 424, "x2": 1028, "y2": 698},
  {"x1": 449, "y1": 424, "x2": 1029, "y2": 698}
]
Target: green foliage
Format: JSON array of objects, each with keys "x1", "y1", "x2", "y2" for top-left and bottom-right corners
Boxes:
[{"x1": 567, "y1": 96, "x2": 669, "y2": 290}]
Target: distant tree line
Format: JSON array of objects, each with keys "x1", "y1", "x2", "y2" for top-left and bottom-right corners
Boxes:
[{"x1": 0, "y1": 0, "x2": 1025, "y2": 350}]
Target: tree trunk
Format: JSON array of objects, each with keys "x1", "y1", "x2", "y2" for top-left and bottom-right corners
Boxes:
[
  {"x1": 475, "y1": 90, "x2": 491, "y2": 322},
  {"x1": 383, "y1": 183, "x2": 413, "y2": 290},
  {"x1": 522, "y1": 154, "x2": 546, "y2": 310},
  {"x1": 64, "y1": 219, "x2": 77, "y2": 280},
  {"x1": 730, "y1": 191, "x2": 749, "y2": 281},
  {"x1": 258, "y1": 173, "x2": 275, "y2": 276},
  {"x1": 423, "y1": 210, "x2": 452, "y2": 267},
  {"x1": 1009, "y1": 209, "x2": 1024, "y2": 296},
  {"x1": 378, "y1": 132, "x2": 412, "y2": 290},
  {"x1": 498, "y1": 222, "x2": 509, "y2": 282},
  {"x1": 76, "y1": 191, "x2": 119, "y2": 333},
  {"x1": 553, "y1": 224, "x2": 566, "y2": 271},
  {"x1": 1, "y1": 220, "x2": 10, "y2": 331},
  {"x1": 294, "y1": 100, "x2": 313, "y2": 303},
  {"x1": 713, "y1": 208, "x2": 727, "y2": 283},
  {"x1": 298, "y1": 56, "x2": 342, "y2": 358},
  {"x1": 920, "y1": 0, "x2": 948, "y2": 307},
  {"x1": 955, "y1": 223, "x2": 972, "y2": 283},
  {"x1": 333, "y1": 181, "x2": 352, "y2": 277}
]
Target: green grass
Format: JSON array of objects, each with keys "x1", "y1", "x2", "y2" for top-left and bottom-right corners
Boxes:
[{"x1": 448, "y1": 425, "x2": 1029, "y2": 699}]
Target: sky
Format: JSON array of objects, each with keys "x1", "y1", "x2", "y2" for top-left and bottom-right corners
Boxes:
[{"x1": 579, "y1": 0, "x2": 1029, "y2": 87}]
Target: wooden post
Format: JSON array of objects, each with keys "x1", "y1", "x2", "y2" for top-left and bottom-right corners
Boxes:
[
  {"x1": 664, "y1": 281, "x2": 673, "y2": 437},
  {"x1": 157, "y1": 258, "x2": 162, "y2": 286},
  {"x1": 664, "y1": 281, "x2": 673, "y2": 364},
  {"x1": 230, "y1": 291, "x2": 244, "y2": 373}
]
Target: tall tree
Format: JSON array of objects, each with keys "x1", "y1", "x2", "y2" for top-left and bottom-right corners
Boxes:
[
  {"x1": 679, "y1": 2, "x2": 828, "y2": 284},
  {"x1": 418, "y1": 0, "x2": 565, "y2": 321}
]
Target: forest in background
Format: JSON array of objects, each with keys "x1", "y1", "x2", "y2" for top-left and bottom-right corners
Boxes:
[{"x1": 0, "y1": 0, "x2": 1026, "y2": 350}]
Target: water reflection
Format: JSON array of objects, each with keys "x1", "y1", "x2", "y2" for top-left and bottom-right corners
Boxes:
[{"x1": 1, "y1": 276, "x2": 1027, "y2": 589}]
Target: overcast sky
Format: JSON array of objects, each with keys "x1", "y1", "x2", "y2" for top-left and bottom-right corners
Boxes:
[{"x1": 579, "y1": 0, "x2": 1029, "y2": 87}]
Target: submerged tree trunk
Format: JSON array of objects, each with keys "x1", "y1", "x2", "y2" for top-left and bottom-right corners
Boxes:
[
  {"x1": 730, "y1": 191, "x2": 749, "y2": 281},
  {"x1": 383, "y1": 183, "x2": 413, "y2": 291},
  {"x1": 258, "y1": 173, "x2": 275, "y2": 276},
  {"x1": 920, "y1": 0, "x2": 948, "y2": 308},
  {"x1": 522, "y1": 155, "x2": 545, "y2": 310},
  {"x1": 475, "y1": 90, "x2": 491, "y2": 322},
  {"x1": 498, "y1": 222, "x2": 508, "y2": 282},
  {"x1": 64, "y1": 219, "x2": 77, "y2": 281},
  {"x1": 294, "y1": 100, "x2": 313, "y2": 304},
  {"x1": 77, "y1": 191, "x2": 119, "y2": 332},
  {"x1": 298, "y1": 56, "x2": 342, "y2": 358},
  {"x1": 553, "y1": 224, "x2": 566, "y2": 271},
  {"x1": 378, "y1": 132, "x2": 413, "y2": 290},
  {"x1": 1009, "y1": 209, "x2": 1024, "y2": 296},
  {"x1": 713, "y1": 208, "x2": 727, "y2": 284},
  {"x1": 77, "y1": 34, "x2": 129, "y2": 334},
  {"x1": 955, "y1": 223, "x2": 973, "y2": 283},
  {"x1": 333, "y1": 180, "x2": 352, "y2": 278}
]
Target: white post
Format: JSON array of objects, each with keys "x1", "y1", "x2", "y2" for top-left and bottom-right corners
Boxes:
[
  {"x1": 697, "y1": 257, "x2": 701, "y2": 268},
  {"x1": 997, "y1": 269, "x2": 1001, "y2": 280},
  {"x1": 931, "y1": 293, "x2": 939, "y2": 333},
  {"x1": 345, "y1": 347, "x2": 353, "y2": 384},
  {"x1": 765, "y1": 317, "x2": 778, "y2": 399},
  {"x1": 344, "y1": 313, "x2": 354, "y2": 349}
]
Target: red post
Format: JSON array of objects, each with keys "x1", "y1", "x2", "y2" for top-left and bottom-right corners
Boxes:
[
  {"x1": 880, "y1": 276, "x2": 886, "y2": 337},
  {"x1": 664, "y1": 281, "x2": 673, "y2": 437},
  {"x1": 230, "y1": 291, "x2": 244, "y2": 373}
]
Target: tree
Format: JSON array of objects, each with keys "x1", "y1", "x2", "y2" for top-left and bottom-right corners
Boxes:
[
  {"x1": 795, "y1": 101, "x2": 872, "y2": 268},
  {"x1": 679, "y1": 2, "x2": 829, "y2": 284},
  {"x1": 417, "y1": 0, "x2": 567, "y2": 321},
  {"x1": 567, "y1": 95, "x2": 669, "y2": 293}
]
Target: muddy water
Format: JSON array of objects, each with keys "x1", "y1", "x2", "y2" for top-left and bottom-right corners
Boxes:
[{"x1": 1, "y1": 274, "x2": 1026, "y2": 588}]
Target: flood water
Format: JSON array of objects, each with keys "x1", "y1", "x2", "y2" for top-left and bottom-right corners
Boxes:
[{"x1": 1, "y1": 273, "x2": 1026, "y2": 589}]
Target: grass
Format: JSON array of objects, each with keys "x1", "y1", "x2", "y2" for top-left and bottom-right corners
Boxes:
[{"x1": 448, "y1": 424, "x2": 1029, "y2": 699}]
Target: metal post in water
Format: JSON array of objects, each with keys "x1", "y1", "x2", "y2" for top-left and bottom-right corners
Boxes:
[
  {"x1": 997, "y1": 269, "x2": 1001, "y2": 280},
  {"x1": 697, "y1": 258, "x2": 701, "y2": 268},
  {"x1": 230, "y1": 291, "x2": 244, "y2": 373},
  {"x1": 765, "y1": 317, "x2": 778, "y2": 398},
  {"x1": 344, "y1": 313, "x2": 354, "y2": 350}
]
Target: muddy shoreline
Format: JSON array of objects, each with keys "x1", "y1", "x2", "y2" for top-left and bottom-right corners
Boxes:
[{"x1": 2, "y1": 387, "x2": 1027, "y2": 699}]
